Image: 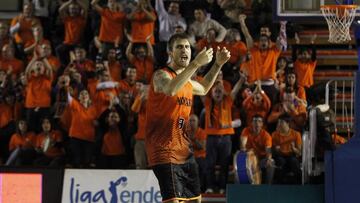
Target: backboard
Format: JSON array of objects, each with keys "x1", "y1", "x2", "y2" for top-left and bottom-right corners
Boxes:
[{"x1": 274, "y1": 0, "x2": 360, "y2": 22}]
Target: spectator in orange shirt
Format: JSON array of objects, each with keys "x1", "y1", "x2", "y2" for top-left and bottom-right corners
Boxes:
[
  {"x1": 240, "y1": 115, "x2": 275, "y2": 184},
  {"x1": 24, "y1": 25, "x2": 50, "y2": 60},
  {"x1": 71, "y1": 46, "x2": 96, "y2": 84},
  {"x1": 242, "y1": 81, "x2": 271, "y2": 127},
  {"x1": 126, "y1": 34, "x2": 154, "y2": 84},
  {"x1": 268, "y1": 87, "x2": 307, "y2": 132},
  {"x1": 93, "y1": 67, "x2": 120, "y2": 115},
  {"x1": 91, "y1": 0, "x2": 126, "y2": 58},
  {"x1": 94, "y1": 36, "x2": 123, "y2": 82},
  {"x1": 106, "y1": 48, "x2": 123, "y2": 81},
  {"x1": 66, "y1": 87, "x2": 98, "y2": 168},
  {"x1": 10, "y1": 2, "x2": 40, "y2": 58},
  {"x1": 131, "y1": 84, "x2": 149, "y2": 169},
  {"x1": 292, "y1": 33, "x2": 317, "y2": 97},
  {"x1": 240, "y1": 17, "x2": 287, "y2": 104},
  {"x1": 38, "y1": 43, "x2": 61, "y2": 74},
  {"x1": 280, "y1": 68, "x2": 307, "y2": 103},
  {"x1": 118, "y1": 66, "x2": 138, "y2": 99},
  {"x1": 56, "y1": 0, "x2": 88, "y2": 66},
  {"x1": 97, "y1": 97, "x2": 128, "y2": 169},
  {"x1": 33, "y1": 118, "x2": 66, "y2": 167},
  {"x1": 196, "y1": 28, "x2": 222, "y2": 54},
  {"x1": 24, "y1": 53, "x2": 53, "y2": 133},
  {"x1": 127, "y1": 0, "x2": 156, "y2": 45},
  {"x1": 0, "y1": 44, "x2": 24, "y2": 79},
  {"x1": 204, "y1": 74, "x2": 245, "y2": 194},
  {"x1": 222, "y1": 28, "x2": 247, "y2": 83},
  {"x1": 275, "y1": 56, "x2": 289, "y2": 90},
  {"x1": 187, "y1": 114, "x2": 207, "y2": 192},
  {"x1": 272, "y1": 114, "x2": 302, "y2": 184},
  {"x1": 8, "y1": 119, "x2": 37, "y2": 166}
]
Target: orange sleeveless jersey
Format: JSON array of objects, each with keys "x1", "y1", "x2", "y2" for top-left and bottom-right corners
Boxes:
[{"x1": 145, "y1": 68, "x2": 193, "y2": 166}]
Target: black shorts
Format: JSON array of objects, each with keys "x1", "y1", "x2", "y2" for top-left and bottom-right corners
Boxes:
[{"x1": 152, "y1": 157, "x2": 201, "y2": 202}]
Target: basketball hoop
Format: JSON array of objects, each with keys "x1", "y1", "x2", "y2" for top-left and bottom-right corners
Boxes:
[{"x1": 321, "y1": 5, "x2": 358, "y2": 43}]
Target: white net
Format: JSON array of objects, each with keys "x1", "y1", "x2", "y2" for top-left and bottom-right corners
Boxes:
[{"x1": 321, "y1": 5, "x2": 357, "y2": 43}]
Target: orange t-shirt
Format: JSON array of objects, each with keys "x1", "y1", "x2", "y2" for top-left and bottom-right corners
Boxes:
[
  {"x1": 272, "y1": 129, "x2": 302, "y2": 156},
  {"x1": 60, "y1": 105, "x2": 72, "y2": 131},
  {"x1": 68, "y1": 99, "x2": 98, "y2": 142},
  {"x1": 11, "y1": 16, "x2": 38, "y2": 44},
  {"x1": 294, "y1": 60, "x2": 317, "y2": 88},
  {"x1": 109, "y1": 61, "x2": 122, "y2": 82},
  {"x1": 130, "y1": 56, "x2": 154, "y2": 84},
  {"x1": 224, "y1": 41, "x2": 247, "y2": 64},
  {"x1": 87, "y1": 79, "x2": 99, "y2": 100},
  {"x1": 130, "y1": 11, "x2": 156, "y2": 45},
  {"x1": 192, "y1": 128, "x2": 207, "y2": 158},
  {"x1": 204, "y1": 95, "x2": 234, "y2": 135},
  {"x1": 242, "y1": 92, "x2": 271, "y2": 126},
  {"x1": 47, "y1": 56, "x2": 61, "y2": 73},
  {"x1": 63, "y1": 16, "x2": 86, "y2": 45},
  {"x1": 35, "y1": 131, "x2": 65, "y2": 157},
  {"x1": 196, "y1": 39, "x2": 221, "y2": 53},
  {"x1": 9, "y1": 132, "x2": 36, "y2": 151},
  {"x1": 118, "y1": 80, "x2": 138, "y2": 98},
  {"x1": 0, "y1": 103, "x2": 13, "y2": 128},
  {"x1": 267, "y1": 103, "x2": 307, "y2": 132},
  {"x1": 242, "y1": 47, "x2": 281, "y2": 83},
  {"x1": 145, "y1": 68, "x2": 193, "y2": 166},
  {"x1": 93, "y1": 85, "x2": 119, "y2": 115},
  {"x1": 241, "y1": 127, "x2": 272, "y2": 158},
  {"x1": 0, "y1": 58, "x2": 24, "y2": 78},
  {"x1": 99, "y1": 8, "x2": 126, "y2": 43},
  {"x1": 102, "y1": 127, "x2": 125, "y2": 156},
  {"x1": 25, "y1": 75, "x2": 52, "y2": 108},
  {"x1": 75, "y1": 59, "x2": 95, "y2": 74}
]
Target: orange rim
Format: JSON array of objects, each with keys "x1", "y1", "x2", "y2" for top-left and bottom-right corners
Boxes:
[{"x1": 320, "y1": 5, "x2": 358, "y2": 9}]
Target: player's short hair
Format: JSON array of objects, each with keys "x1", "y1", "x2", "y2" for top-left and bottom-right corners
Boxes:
[{"x1": 167, "y1": 33, "x2": 190, "y2": 51}]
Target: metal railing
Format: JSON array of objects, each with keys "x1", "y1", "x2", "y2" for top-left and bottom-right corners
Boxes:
[{"x1": 302, "y1": 74, "x2": 356, "y2": 184}]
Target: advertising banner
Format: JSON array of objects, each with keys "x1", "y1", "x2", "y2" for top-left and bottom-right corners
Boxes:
[
  {"x1": 61, "y1": 169, "x2": 161, "y2": 203},
  {"x1": 0, "y1": 173, "x2": 42, "y2": 203}
]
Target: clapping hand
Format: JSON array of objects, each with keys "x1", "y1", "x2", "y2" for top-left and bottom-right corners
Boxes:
[
  {"x1": 193, "y1": 47, "x2": 214, "y2": 67},
  {"x1": 215, "y1": 46, "x2": 231, "y2": 67}
]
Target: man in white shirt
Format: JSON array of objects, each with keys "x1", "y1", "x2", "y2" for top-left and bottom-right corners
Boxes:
[
  {"x1": 188, "y1": 8, "x2": 227, "y2": 43},
  {"x1": 155, "y1": 0, "x2": 187, "y2": 66}
]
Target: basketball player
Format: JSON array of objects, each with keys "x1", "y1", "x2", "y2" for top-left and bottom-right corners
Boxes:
[{"x1": 145, "y1": 33, "x2": 230, "y2": 203}]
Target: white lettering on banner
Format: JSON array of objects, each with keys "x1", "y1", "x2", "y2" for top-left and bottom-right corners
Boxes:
[{"x1": 61, "y1": 169, "x2": 162, "y2": 203}]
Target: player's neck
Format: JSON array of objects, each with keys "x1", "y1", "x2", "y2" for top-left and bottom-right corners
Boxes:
[{"x1": 168, "y1": 64, "x2": 185, "y2": 74}]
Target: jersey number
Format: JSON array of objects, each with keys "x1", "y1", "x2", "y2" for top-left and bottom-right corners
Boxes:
[{"x1": 178, "y1": 117, "x2": 185, "y2": 129}]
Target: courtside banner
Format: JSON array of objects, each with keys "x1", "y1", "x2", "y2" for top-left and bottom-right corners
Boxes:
[{"x1": 61, "y1": 169, "x2": 161, "y2": 203}]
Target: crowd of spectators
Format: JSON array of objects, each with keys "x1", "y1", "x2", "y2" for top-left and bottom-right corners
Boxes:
[{"x1": 0, "y1": 0, "x2": 321, "y2": 194}]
